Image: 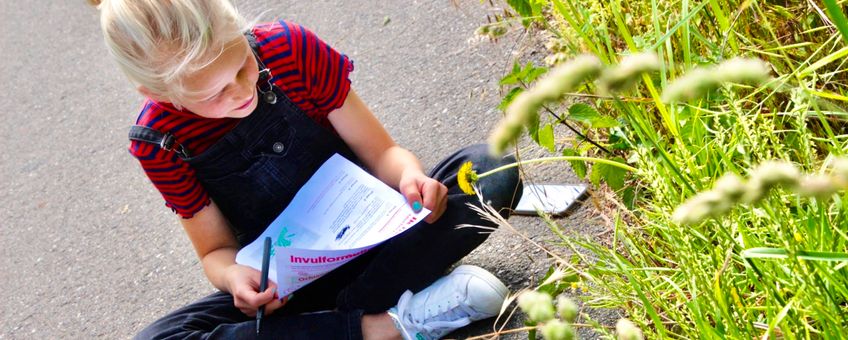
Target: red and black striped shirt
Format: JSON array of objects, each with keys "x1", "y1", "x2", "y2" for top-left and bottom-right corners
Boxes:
[{"x1": 129, "y1": 21, "x2": 354, "y2": 218}]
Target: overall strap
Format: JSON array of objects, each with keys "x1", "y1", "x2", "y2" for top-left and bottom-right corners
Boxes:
[
  {"x1": 128, "y1": 125, "x2": 191, "y2": 158},
  {"x1": 246, "y1": 31, "x2": 278, "y2": 104}
]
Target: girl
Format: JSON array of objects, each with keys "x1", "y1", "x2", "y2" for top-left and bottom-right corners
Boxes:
[{"x1": 91, "y1": 0, "x2": 522, "y2": 339}]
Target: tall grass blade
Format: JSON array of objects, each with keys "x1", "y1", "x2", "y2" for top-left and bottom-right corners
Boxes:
[
  {"x1": 741, "y1": 247, "x2": 848, "y2": 262},
  {"x1": 822, "y1": 0, "x2": 848, "y2": 44}
]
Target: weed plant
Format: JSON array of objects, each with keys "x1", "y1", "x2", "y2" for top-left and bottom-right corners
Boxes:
[{"x1": 482, "y1": 0, "x2": 848, "y2": 337}]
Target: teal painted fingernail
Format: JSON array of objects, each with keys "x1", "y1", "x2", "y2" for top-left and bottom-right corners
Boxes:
[{"x1": 412, "y1": 201, "x2": 422, "y2": 212}]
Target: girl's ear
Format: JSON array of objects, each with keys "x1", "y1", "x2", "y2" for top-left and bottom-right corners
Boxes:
[{"x1": 137, "y1": 85, "x2": 169, "y2": 103}]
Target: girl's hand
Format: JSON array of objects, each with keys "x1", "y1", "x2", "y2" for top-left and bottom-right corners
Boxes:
[
  {"x1": 399, "y1": 169, "x2": 448, "y2": 223},
  {"x1": 223, "y1": 264, "x2": 289, "y2": 317}
]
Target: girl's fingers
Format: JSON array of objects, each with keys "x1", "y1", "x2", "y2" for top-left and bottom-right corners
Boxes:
[
  {"x1": 263, "y1": 295, "x2": 289, "y2": 316},
  {"x1": 240, "y1": 308, "x2": 255, "y2": 317},
  {"x1": 421, "y1": 180, "x2": 439, "y2": 209},
  {"x1": 232, "y1": 282, "x2": 274, "y2": 309},
  {"x1": 233, "y1": 296, "x2": 256, "y2": 317},
  {"x1": 400, "y1": 180, "x2": 423, "y2": 212},
  {"x1": 231, "y1": 271, "x2": 281, "y2": 316},
  {"x1": 247, "y1": 286, "x2": 276, "y2": 307},
  {"x1": 423, "y1": 180, "x2": 448, "y2": 223}
]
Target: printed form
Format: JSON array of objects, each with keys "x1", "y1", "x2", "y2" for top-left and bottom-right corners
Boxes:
[{"x1": 236, "y1": 154, "x2": 431, "y2": 297}]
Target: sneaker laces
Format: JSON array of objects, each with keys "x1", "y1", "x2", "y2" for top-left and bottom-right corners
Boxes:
[{"x1": 394, "y1": 290, "x2": 474, "y2": 339}]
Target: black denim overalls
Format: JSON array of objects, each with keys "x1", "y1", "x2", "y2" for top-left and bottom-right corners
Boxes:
[
  {"x1": 130, "y1": 37, "x2": 360, "y2": 247},
  {"x1": 132, "y1": 34, "x2": 523, "y2": 340}
]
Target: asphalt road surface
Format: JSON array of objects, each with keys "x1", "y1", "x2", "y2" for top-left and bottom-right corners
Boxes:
[{"x1": 0, "y1": 1, "x2": 615, "y2": 338}]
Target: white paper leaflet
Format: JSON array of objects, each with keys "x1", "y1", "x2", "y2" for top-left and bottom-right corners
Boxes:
[{"x1": 236, "y1": 154, "x2": 431, "y2": 297}]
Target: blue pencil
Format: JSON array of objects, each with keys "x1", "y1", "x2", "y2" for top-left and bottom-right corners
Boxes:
[{"x1": 256, "y1": 236, "x2": 272, "y2": 335}]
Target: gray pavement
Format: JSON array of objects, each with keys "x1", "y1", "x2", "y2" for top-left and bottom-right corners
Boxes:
[{"x1": 0, "y1": 1, "x2": 613, "y2": 339}]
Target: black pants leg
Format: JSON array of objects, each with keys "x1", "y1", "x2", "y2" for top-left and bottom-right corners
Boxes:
[
  {"x1": 134, "y1": 144, "x2": 521, "y2": 339},
  {"x1": 335, "y1": 144, "x2": 522, "y2": 312},
  {"x1": 133, "y1": 292, "x2": 363, "y2": 340}
]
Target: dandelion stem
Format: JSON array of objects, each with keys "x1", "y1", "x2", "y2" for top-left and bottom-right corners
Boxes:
[{"x1": 478, "y1": 156, "x2": 637, "y2": 179}]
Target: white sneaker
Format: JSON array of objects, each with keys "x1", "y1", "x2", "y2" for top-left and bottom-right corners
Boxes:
[{"x1": 387, "y1": 265, "x2": 509, "y2": 340}]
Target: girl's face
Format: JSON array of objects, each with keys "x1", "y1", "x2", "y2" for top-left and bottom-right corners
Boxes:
[{"x1": 178, "y1": 37, "x2": 260, "y2": 119}]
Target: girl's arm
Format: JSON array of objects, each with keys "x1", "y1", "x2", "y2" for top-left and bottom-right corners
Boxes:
[
  {"x1": 328, "y1": 89, "x2": 448, "y2": 222},
  {"x1": 180, "y1": 201, "x2": 285, "y2": 316}
]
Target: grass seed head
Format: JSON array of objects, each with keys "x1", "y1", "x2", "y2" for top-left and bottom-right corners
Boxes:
[
  {"x1": 475, "y1": 25, "x2": 490, "y2": 35},
  {"x1": 751, "y1": 161, "x2": 800, "y2": 190},
  {"x1": 536, "y1": 54, "x2": 603, "y2": 100},
  {"x1": 556, "y1": 295, "x2": 579, "y2": 323},
  {"x1": 672, "y1": 197, "x2": 710, "y2": 225},
  {"x1": 662, "y1": 68, "x2": 720, "y2": 103},
  {"x1": 714, "y1": 57, "x2": 771, "y2": 85},
  {"x1": 541, "y1": 319, "x2": 575, "y2": 340},
  {"x1": 616, "y1": 318, "x2": 644, "y2": 340},
  {"x1": 489, "y1": 93, "x2": 541, "y2": 155},
  {"x1": 672, "y1": 191, "x2": 732, "y2": 225},
  {"x1": 740, "y1": 179, "x2": 766, "y2": 204},
  {"x1": 474, "y1": 23, "x2": 508, "y2": 39},
  {"x1": 714, "y1": 173, "x2": 746, "y2": 202},
  {"x1": 545, "y1": 38, "x2": 567, "y2": 53},
  {"x1": 489, "y1": 55, "x2": 600, "y2": 155},
  {"x1": 488, "y1": 119, "x2": 524, "y2": 156},
  {"x1": 829, "y1": 158, "x2": 848, "y2": 188},
  {"x1": 544, "y1": 52, "x2": 570, "y2": 66},
  {"x1": 795, "y1": 175, "x2": 838, "y2": 199},
  {"x1": 696, "y1": 190, "x2": 733, "y2": 217},
  {"x1": 518, "y1": 291, "x2": 556, "y2": 323},
  {"x1": 598, "y1": 52, "x2": 661, "y2": 94},
  {"x1": 663, "y1": 58, "x2": 770, "y2": 103}
]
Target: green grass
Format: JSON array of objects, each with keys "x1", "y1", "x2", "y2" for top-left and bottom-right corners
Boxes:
[{"x1": 489, "y1": 0, "x2": 848, "y2": 337}]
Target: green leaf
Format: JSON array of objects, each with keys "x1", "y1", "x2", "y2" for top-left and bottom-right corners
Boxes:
[
  {"x1": 530, "y1": 0, "x2": 544, "y2": 16},
  {"x1": 516, "y1": 61, "x2": 533, "y2": 80},
  {"x1": 508, "y1": 0, "x2": 542, "y2": 26},
  {"x1": 562, "y1": 148, "x2": 587, "y2": 178},
  {"x1": 527, "y1": 110, "x2": 541, "y2": 143},
  {"x1": 608, "y1": 128, "x2": 630, "y2": 151},
  {"x1": 525, "y1": 66, "x2": 548, "y2": 83},
  {"x1": 503, "y1": 62, "x2": 548, "y2": 85},
  {"x1": 499, "y1": 61, "x2": 523, "y2": 86},
  {"x1": 590, "y1": 156, "x2": 627, "y2": 190},
  {"x1": 568, "y1": 103, "x2": 620, "y2": 128},
  {"x1": 519, "y1": 62, "x2": 548, "y2": 84},
  {"x1": 507, "y1": 0, "x2": 533, "y2": 17},
  {"x1": 538, "y1": 123, "x2": 556, "y2": 152},
  {"x1": 621, "y1": 186, "x2": 636, "y2": 210},
  {"x1": 498, "y1": 87, "x2": 524, "y2": 111},
  {"x1": 499, "y1": 74, "x2": 520, "y2": 86}
]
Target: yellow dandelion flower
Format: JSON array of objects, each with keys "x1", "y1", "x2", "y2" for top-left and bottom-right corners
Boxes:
[
  {"x1": 457, "y1": 161, "x2": 478, "y2": 195},
  {"x1": 794, "y1": 232, "x2": 803, "y2": 243}
]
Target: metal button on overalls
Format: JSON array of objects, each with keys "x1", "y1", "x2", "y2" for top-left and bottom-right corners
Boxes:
[{"x1": 272, "y1": 142, "x2": 285, "y2": 153}]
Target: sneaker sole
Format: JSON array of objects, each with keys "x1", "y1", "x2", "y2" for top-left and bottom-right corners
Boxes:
[{"x1": 451, "y1": 265, "x2": 509, "y2": 300}]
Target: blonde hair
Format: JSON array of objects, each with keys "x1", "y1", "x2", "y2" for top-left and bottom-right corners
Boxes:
[{"x1": 89, "y1": 0, "x2": 248, "y2": 103}]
